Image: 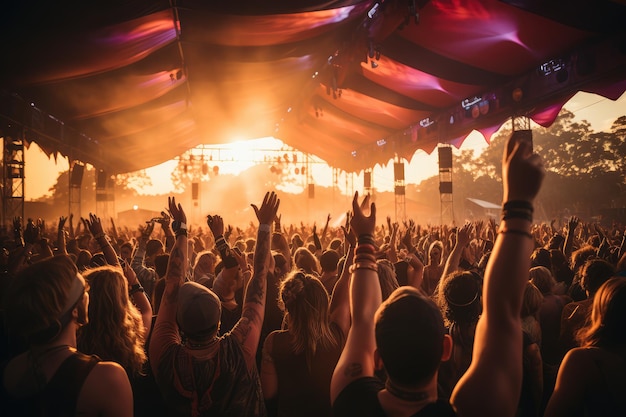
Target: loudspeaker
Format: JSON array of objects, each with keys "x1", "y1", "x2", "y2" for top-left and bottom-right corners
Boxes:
[
  {"x1": 96, "y1": 170, "x2": 107, "y2": 189},
  {"x1": 192, "y1": 182, "x2": 199, "y2": 200},
  {"x1": 308, "y1": 183, "x2": 315, "y2": 199},
  {"x1": 364, "y1": 171, "x2": 371, "y2": 188},
  {"x1": 70, "y1": 163, "x2": 85, "y2": 186},
  {"x1": 394, "y1": 163, "x2": 404, "y2": 181},
  {"x1": 438, "y1": 146, "x2": 452, "y2": 169},
  {"x1": 439, "y1": 182, "x2": 453, "y2": 194}
]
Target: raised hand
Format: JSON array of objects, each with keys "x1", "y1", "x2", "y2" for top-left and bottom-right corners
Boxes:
[
  {"x1": 567, "y1": 216, "x2": 580, "y2": 233},
  {"x1": 167, "y1": 196, "x2": 186, "y2": 231},
  {"x1": 83, "y1": 213, "x2": 105, "y2": 237},
  {"x1": 350, "y1": 192, "x2": 376, "y2": 237},
  {"x1": 206, "y1": 214, "x2": 225, "y2": 238},
  {"x1": 252, "y1": 191, "x2": 280, "y2": 225},
  {"x1": 157, "y1": 211, "x2": 171, "y2": 229},
  {"x1": 457, "y1": 222, "x2": 473, "y2": 248},
  {"x1": 503, "y1": 133, "x2": 545, "y2": 203},
  {"x1": 23, "y1": 218, "x2": 40, "y2": 245}
]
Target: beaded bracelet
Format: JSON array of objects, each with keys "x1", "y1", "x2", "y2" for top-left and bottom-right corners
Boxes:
[
  {"x1": 349, "y1": 262, "x2": 378, "y2": 273},
  {"x1": 357, "y1": 234, "x2": 376, "y2": 246},
  {"x1": 355, "y1": 243, "x2": 376, "y2": 254},
  {"x1": 498, "y1": 229, "x2": 533, "y2": 239},
  {"x1": 354, "y1": 253, "x2": 377, "y2": 264}
]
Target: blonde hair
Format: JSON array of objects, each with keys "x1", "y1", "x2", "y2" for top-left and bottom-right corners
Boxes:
[
  {"x1": 529, "y1": 266, "x2": 556, "y2": 295},
  {"x1": 279, "y1": 271, "x2": 338, "y2": 369},
  {"x1": 577, "y1": 277, "x2": 626, "y2": 348},
  {"x1": 293, "y1": 247, "x2": 320, "y2": 275},
  {"x1": 78, "y1": 266, "x2": 146, "y2": 375},
  {"x1": 521, "y1": 281, "x2": 543, "y2": 318}
]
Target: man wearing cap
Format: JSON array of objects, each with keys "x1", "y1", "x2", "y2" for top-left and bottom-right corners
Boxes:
[
  {"x1": 149, "y1": 192, "x2": 280, "y2": 417},
  {"x1": 331, "y1": 133, "x2": 545, "y2": 417}
]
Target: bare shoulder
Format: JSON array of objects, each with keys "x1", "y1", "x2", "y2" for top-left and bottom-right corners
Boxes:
[{"x1": 78, "y1": 361, "x2": 132, "y2": 416}]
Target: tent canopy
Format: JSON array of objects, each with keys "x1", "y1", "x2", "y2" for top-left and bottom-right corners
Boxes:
[{"x1": 1, "y1": 0, "x2": 625, "y2": 174}]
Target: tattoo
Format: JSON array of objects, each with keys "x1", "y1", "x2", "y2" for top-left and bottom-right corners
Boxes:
[
  {"x1": 344, "y1": 362, "x2": 363, "y2": 378},
  {"x1": 164, "y1": 238, "x2": 186, "y2": 304},
  {"x1": 167, "y1": 244, "x2": 185, "y2": 281},
  {"x1": 232, "y1": 317, "x2": 252, "y2": 344}
]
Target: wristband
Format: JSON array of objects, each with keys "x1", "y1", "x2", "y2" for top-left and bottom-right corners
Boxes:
[
  {"x1": 259, "y1": 224, "x2": 271, "y2": 233},
  {"x1": 172, "y1": 221, "x2": 187, "y2": 233},
  {"x1": 501, "y1": 209, "x2": 533, "y2": 222},
  {"x1": 503, "y1": 200, "x2": 533, "y2": 213},
  {"x1": 129, "y1": 283, "x2": 145, "y2": 295},
  {"x1": 175, "y1": 229, "x2": 188, "y2": 237},
  {"x1": 93, "y1": 232, "x2": 106, "y2": 240}
]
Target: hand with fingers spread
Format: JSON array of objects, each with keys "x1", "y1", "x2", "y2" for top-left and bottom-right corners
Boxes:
[
  {"x1": 83, "y1": 213, "x2": 105, "y2": 237},
  {"x1": 167, "y1": 196, "x2": 187, "y2": 233},
  {"x1": 252, "y1": 191, "x2": 280, "y2": 226}
]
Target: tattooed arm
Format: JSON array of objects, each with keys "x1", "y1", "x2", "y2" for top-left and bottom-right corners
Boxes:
[
  {"x1": 149, "y1": 197, "x2": 187, "y2": 375},
  {"x1": 331, "y1": 192, "x2": 381, "y2": 404},
  {"x1": 231, "y1": 191, "x2": 280, "y2": 370}
]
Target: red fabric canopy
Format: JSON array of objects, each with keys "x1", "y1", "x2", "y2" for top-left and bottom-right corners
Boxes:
[{"x1": 1, "y1": 0, "x2": 625, "y2": 173}]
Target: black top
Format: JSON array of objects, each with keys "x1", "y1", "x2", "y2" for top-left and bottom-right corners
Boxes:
[
  {"x1": 1, "y1": 351, "x2": 100, "y2": 417},
  {"x1": 333, "y1": 377, "x2": 456, "y2": 417}
]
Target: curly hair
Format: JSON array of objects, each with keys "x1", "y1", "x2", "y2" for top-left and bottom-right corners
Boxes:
[
  {"x1": 279, "y1": 270, "x2": 338, "y2": 369},
  {"x1": 78, "y1": 265, "x2": 146, "y2": 375},
  {"x1": 440, "y1": 271, "x2": 482, "y2": 326}
]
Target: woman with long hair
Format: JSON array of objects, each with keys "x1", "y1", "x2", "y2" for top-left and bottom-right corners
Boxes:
[
  {"x1": 545, "y1": 277, "x2": 626, "y2": 416},
  {"x1": 77, "y1": 265, "x2": 149, "y2": 377},
  {"x1": 261, "y1": 269, "x2": 349, "y2": 417}
]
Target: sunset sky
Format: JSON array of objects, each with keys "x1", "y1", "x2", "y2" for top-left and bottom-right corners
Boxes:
[{"x1": 19, "y1": 91, "x2": 626, "y2": 201}]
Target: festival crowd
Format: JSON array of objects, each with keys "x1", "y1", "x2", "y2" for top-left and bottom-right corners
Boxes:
[{"x1": 1, "y1": 134, "x2": 625, "y2": 416}]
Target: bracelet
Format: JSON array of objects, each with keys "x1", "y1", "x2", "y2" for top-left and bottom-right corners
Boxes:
[
  {"x1": 175, "y1": 229, "x2": 188, "y2": 237},
  {"x1": 498, "y1": 229, "x2": 533, "y2": 239},
  {"x1": 93, "y1": 232, "x2": 106, "y2": 240},
  {"x1": 502, "y1": 210, "x2": 533, "y2": 222},
  {"x1": 129, "y1": 283, "x2": 145, "y2": 295},
  {"x1": 355, "y1": 243, "x2": 376, "y2": 254},
  {"x1": 349, "y1": 262, "x2": 379, "y2": 273},
  {"x1": 357, "y1": 234, "x2": 376, "y2": 245},
  {"x1": 354, "y1": 253, "x2": 377, "y2": 263},
  {"x1": 503, "y1": 200, "x2": 534, "y2": 213},
  {"x1": 259, "y1": 223, "x2": 271, "y2": 233},
  {"x1": 172, "y1": 221, "x2": 187, "y2": 233}
]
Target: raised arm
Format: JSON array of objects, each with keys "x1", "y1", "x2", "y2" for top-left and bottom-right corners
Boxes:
[
  {"x1": 451, "y1": 134, "x2": 545, "y2": 417},
  {"x1": 123, "y1": 261, "x2": 153, "y2": 334},
  {"x1": 331, "y1": 192, "x2": 380, "y2": 403},
  {"x1": 329, "y1": 213, "x2": 356, "y2": 337},
  {"x1": 230, "y1": 191, "x2": 280, "y2": 369},
  {"x1": 150, "y1": 197, "x2": 187, "y2": 369},
  {"x1": 84, "y1": 213, "x2": 120, "y2": 267},
  {"x1": 439, "y1": 223, "x2": 473, "y2": 291},
  {"x1": 56, "y1": 216, "x2": 68, "y2": 256}
]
